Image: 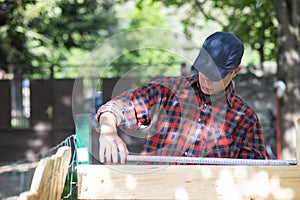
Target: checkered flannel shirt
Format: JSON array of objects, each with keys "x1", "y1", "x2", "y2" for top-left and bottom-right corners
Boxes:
[{"x1": 96, "y1": 74, "x2": 266, "y2": 159}]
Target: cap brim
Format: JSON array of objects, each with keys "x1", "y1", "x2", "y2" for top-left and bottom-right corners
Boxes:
[{"x1": 192, "y1": 48, "x2": 229, "y2": 82}]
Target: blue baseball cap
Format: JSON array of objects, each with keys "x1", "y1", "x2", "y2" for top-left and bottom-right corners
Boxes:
[{"x1": 192, "y1": 32, "x2": 244, "y2": 81}]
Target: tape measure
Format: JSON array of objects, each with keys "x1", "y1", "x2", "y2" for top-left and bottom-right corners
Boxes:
[{"x1": 127, "y1": 155, "x2": 297, "y2": 166}]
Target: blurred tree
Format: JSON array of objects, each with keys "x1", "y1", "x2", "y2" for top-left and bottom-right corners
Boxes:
[
  {"x1": 105, "y1": 0, "x2": 184, "y2": 78},
  {"x1": 271, "y1": 0, "x2": 300, "y2": 159},
  {"x1": 145, "y1": 0, "x2": 277, "y2": 68},
  {"x1": 0, "y1": 1, "x2": 35, "y2": 72},
  {"x1": 0, "y1": 0, "x2": 119, "y2": 78}
]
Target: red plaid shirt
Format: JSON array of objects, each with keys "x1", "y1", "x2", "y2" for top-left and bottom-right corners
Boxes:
[{"x1": 96, "y1": 74, "x2": 266, "y2": 159}]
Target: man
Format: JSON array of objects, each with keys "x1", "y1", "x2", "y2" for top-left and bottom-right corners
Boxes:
[{"x1": 96, "y1": 32, "x2": 267, "y2": 164}]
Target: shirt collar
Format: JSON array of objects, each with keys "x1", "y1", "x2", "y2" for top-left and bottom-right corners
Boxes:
[{"x1": 186, "y1": 73, "x2": 235, "y2": 107}]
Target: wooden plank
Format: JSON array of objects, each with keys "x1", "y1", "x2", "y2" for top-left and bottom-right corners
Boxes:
[
  {"x1": 18, "y1": 191, "x2": 36, "y2": 200},
  {"x1": 0, "y1": 163, "x2": 38, "y2": 174},
  {"x1": 77, "y1": 165, "x2": 300, "y2": 200},
  {"x1": 28, "y1": 157, "x2": 50, "y2": 198},
  {"x1": 18, "y1": 146, "x2": 71, "y2": 200},
  {"x1": 54, "y1": 146, "x2": 72, "y2": 200},
  {"x1": 296, "y1": 118, "x2": 300, "y2": 166},
  {"x1": 76, "y1": 116, "x2": 300, "y2": 199},
  {"x1": 47, "y1": 146, "x2": 72, "y2": 200},
  {"x1": 49, "y1": 154, "x2": 59, "y2": 200},
  {"x1": 35, "y1": 157, "x2": 52, "y2": 200}
]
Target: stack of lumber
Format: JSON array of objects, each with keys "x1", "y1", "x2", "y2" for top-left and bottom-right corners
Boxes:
[{"x1": 18, "y1": 146, "x2": 71, "y2": 200}]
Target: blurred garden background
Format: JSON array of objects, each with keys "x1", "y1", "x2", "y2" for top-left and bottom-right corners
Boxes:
[{"x1": 0, "y1": 0, "x2": 299, "y2": 165}]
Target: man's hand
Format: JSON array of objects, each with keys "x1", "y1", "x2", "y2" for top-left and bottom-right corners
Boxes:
[{"x1": 98, "y1": 112, "x2": 128, "y2": 164}]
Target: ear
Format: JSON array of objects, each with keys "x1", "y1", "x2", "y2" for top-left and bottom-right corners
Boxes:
[{"x1": 232, "y1": 66, "x2": 241, "y2": 77}]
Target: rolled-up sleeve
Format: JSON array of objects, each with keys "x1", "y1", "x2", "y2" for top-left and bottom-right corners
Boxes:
[{"x1": 95, "y1": 80, "x2": 163, "y2": 132}]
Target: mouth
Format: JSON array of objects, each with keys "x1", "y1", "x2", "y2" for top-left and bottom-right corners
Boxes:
[{"x1": 201, "y1": 85, "x2": 211, "y2": 93}]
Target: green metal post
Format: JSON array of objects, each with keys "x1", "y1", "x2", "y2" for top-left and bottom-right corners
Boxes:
[{"x1": 75, "y1": 113, "x2": 92, "y2": 165}]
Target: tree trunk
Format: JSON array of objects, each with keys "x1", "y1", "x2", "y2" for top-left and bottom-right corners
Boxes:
[{"x1": 271, "y1": 0, "x2": 300, "y2": 159}]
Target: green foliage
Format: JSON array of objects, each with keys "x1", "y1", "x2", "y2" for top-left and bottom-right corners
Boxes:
[
  {"x1": 103, "y1": 49, "x2": 183, "y2": 78},
  {"x1": 148, "y1": 0, "x2": 277, "y2": 65},
  {"x1": 104, "y1": 0, "x2": 184, "y2": 79},
  {"x1": 126, "y1": 0, "x2": 167, "y2": 29},
  {"x1": 0, "y1": 0, "x2": 186, "y2": 79},
  {"x1": 218, "y1": 0, "x2": 277, "y2": 62},
  {"x1": 0, "y1": 1, "x2": 35, "y2": 67},
  {"x1": 0, "y1": 0, "x2": 119, "y2": 78},
  {"x1": 0, "y1": 0, "x2": 281, "y2": 78}
]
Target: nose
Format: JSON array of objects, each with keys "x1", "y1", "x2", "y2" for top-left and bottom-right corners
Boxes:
[
  {"x1": 204, "y1": 77, "x2": 213, "y2": 85},
  {"x1": 200, "y1": 73, "x2": 213, "y2": 84}
]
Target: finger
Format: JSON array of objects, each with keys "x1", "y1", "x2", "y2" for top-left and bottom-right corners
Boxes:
[
  {"x1": 99, "y1": 138, "x2": 106, "y2": 163},
  {"x1": 117, "y1": 141, "x2": 128, "y2": 164},
  {"x1": 105, "y1": 144, "x2": 112, "y2": 164},
  {"x1": 111, "y1": 143, "x2": 119, "y2": 164}
]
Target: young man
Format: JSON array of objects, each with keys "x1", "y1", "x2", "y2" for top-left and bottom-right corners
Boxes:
[{"x1": 96, "y1": 32, "x2": 267, "y2": 164}]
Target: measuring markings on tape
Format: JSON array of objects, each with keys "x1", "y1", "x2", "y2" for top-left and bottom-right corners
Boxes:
[{"x1": 127, "y1": 155, "x2": 297, "y2": 166}]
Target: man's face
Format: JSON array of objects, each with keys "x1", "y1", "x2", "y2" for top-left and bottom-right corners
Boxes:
[{"x1": 198, "y1": 67, "x2": 240, "y2": 95}]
